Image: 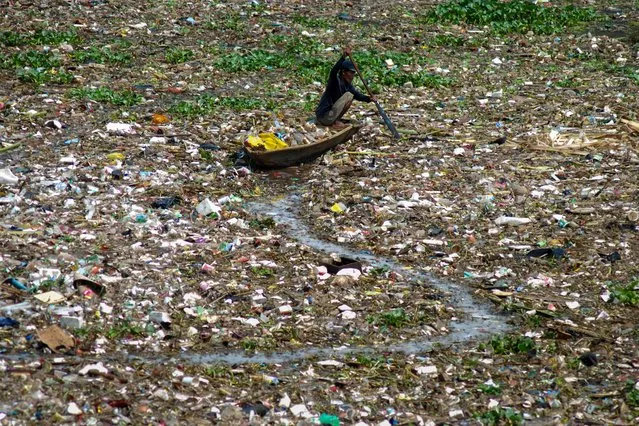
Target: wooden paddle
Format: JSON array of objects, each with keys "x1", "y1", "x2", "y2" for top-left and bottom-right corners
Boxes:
[{"x1": 347, "y1": 53, "x2": 401, "y2": 139}]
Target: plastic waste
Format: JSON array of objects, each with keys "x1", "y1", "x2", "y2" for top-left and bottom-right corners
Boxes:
[
  {"x1": 59, "y1": 316, "x2": 85, "y2": 329},
  {"x1": 79, "y1": 362, "x2": 109, "y2": 375},
  {"x1": 331, "y1": 202, "x2": 347, "y2": 213},
  {"x1": 106, "y1": 122, "x2": 137, "y2": 135},
  {"x1": 0, "y1": 302, "x2": 33, "y2": 313},
  {"x1": 200, "y1": 143, "x2": 220, "y2": 151},
  {"x1": 319, "y1": 413, "x2": 341, "y2": 426},
  {"x1": 598, "y1": 251, "x2": 621, "y2": 263},
  {"x1": 65, "y1": 402, "x2": 82, "y2": 415},
  {"x1": 196, "y1": 198, "x2": 221, "y2": 218},
  {"x1": 151, "y1": 113, "x2": 170, "y2": 124},
  {"x1": 290, "y1": 404, "x2": 311, "y2": 418},
  {"x1": 151, "y1": 196, "x2": 181, "y2": 209},
  {"x1": 107, "y1": 152, "x2": 126, "y2": 162},
  {"x1": 0, "y1": 317, "x2": 19, "y2": 327},
  {"x1": 0, "y1": 168, "x2": 19, "y2": 185},
  {"x1": 262, "y1": 374, "x2": 279, "y2": 385},
  {"x1": 44, "y1": 119, "x2": 64, "y2": 129},
  {"x1": 241, "y1": 403, "x2": 269, "y2": 416},
  {"x1": 579, "y1": 352, "x2": 598, "y2": 367},
  {"x1": 494, "y1": 216, "x2": 532, "y2": 226},
  {"x1": 149, "y1": 311, "x2": 171, "y2": 324},
  {"x1": 526, "y1": 248, "x2": 566, "y2": 259},
  {"x1": 4, "y1": 277, "x2": 29, "y2": 291}
]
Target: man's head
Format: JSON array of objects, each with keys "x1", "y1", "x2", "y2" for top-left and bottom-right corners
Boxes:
[{"x1": 341, "y1": 60, "x2": 356, "y2": 83}]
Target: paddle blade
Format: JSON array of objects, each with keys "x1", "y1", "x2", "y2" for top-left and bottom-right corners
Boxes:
[{"x1": 374, "y1": 101, "x2": 401, "y2": 139}]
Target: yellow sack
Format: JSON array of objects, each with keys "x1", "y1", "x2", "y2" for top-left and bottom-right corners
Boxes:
[{"x1": 245, "y1": 133, "x2": 288, "y2": 151}]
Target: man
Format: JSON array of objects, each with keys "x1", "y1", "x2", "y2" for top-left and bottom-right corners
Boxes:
[{"x1": 315, "y1": 46, "x2": 375, "y2": 129}]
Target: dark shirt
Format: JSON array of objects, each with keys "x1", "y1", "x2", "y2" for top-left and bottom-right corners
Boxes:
[{"x1": 315, "y1": 55, "x2": 371, "y2": 117}]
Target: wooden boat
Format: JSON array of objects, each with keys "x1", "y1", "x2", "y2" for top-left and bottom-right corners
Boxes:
[{"x1": 245, "y1": 124, "x2": 361, "y2": 168}]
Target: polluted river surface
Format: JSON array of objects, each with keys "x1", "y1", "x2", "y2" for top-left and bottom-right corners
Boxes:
[
  {"x1": 3, "y1": 193, "x2": 511, "y2": 366},
  {"x1": 177, "y1": 193, "x2": 512, "y2": 364}
]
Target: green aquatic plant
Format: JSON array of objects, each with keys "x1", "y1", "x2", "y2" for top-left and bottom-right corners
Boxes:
[{"x1": 425, "y1": 0, "x2": 599, "y2": 35}]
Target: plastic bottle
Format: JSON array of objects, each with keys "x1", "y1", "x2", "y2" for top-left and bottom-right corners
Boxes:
[
  {"x1": 5, "y1": 277, "x2": 29, "y2": 291},
  {"x1": 494, "y1": 216, "x2": 532, "y2": 226}
]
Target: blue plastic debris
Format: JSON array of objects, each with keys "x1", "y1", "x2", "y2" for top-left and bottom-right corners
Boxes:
[
  {"x1": 0, "y1": 317, "x2": 19, "y2": 328},
  {"x1": 4, "y1": 277, "x2": 29, "y2": 291}
]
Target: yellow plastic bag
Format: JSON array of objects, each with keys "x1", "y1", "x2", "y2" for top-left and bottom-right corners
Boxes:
[
  {"x1": 331, "y1": 202, "x2": 347, "y2": 214},
  {"x1": 152, "y1": 113, "x2": 170, "y2": 124},
  {"x1": 245, "y1": 133, "x2": 288, "y2": 151},
  {"x1": 107, "y1": 152, "x2": 125, "y2": 162}
]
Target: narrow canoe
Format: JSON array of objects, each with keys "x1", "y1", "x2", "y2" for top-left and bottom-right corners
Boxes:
[{"x1": 245, "y1": 124, "x2": 361, "y2": 169}]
